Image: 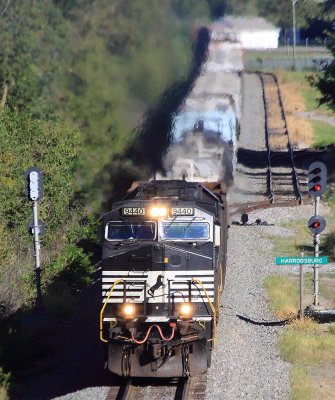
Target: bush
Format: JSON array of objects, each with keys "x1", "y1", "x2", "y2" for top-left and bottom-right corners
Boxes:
[
  {"x1": 323, "y1": 231, "x2": 335, "y2": 261},
  {"x1": 0, "y1": 368, "x2": 11, "y2": 400},
  {"x1": 43, "y1": 283, "x2": 77, "y2": 317}
]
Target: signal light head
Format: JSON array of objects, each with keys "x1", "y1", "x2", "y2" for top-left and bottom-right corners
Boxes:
[
  {"x1": 308, "y1": 161, "x2": 327, "y2": 197},
  {"x1": 308, "y1": 215, "x2": 326, "y2": 234}
]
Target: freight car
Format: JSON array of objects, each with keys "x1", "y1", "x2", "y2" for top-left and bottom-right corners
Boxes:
[{"x1": 100, "y1": 179, "x2": 228, "y2": 377}]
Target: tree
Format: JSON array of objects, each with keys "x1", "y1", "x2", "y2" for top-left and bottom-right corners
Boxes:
[
  {"x1": 256, "y1": 0, "x2": 321, "y2": 41},
  {"x1": 308, "y1": 0, "x2": 335, "y2": 112},
  {"x1": 0, "y1": 0, "x2": 70, "y2": 112}
]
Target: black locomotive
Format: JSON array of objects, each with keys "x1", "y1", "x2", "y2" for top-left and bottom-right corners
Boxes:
[{"x1": 100, "y1": 179, "x2": 228, "y2": 377}]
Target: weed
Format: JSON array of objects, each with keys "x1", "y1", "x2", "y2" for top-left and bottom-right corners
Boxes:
[
  {"x1": 280, "y1": 321, "x2": 335, "y2": 365},
  {"x1": 264, "y1": 276, "x2": 299, "y2": 318},
  {"x1": 329, "y1": 324, "x2": 335, "y2": 334},
  {"x1": 311, "y1": 120, "x2": 335, "y2": 146},
  {"x1": 323, "y1": 231, "x2": 335, "y2": 261},
  {"x1": 0, "y1": 368, "x2": 10, "y2": 400},
  {"x1": 290, "y1": 366, "x2": 315, "y2": 400}
]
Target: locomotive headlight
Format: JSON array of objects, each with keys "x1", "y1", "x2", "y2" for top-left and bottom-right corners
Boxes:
[
  {"x1": 123, "y1": 304, "x2": 135, "y2": 317},
  {"x1": 180, "y1": 303, "x2": 192, "y2": 317},
  {"x1": 150, "y1": 206, "x2": 168, "y2": 218}
]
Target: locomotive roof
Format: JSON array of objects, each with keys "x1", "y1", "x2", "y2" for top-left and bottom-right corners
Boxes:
[{"x1": 123, "y1": 180, "x2": 221, "y2": 204}]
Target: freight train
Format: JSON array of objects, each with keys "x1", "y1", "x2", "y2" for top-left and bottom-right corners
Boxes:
[
  {"x1": 99, "y1": 21, "x2": 240, "y2": 378},
  {"x1": 100, "y1": 179, "x2": 228, "y2": 377}
]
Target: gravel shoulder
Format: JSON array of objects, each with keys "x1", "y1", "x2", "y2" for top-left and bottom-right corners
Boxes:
[{"x1": 206, "y1": 203, "x2": 335, "y2": 400}]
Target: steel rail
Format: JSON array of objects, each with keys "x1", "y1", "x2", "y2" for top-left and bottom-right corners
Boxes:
[
  {"x1": 258, "y1": 72, "x2": 274, "y2": 203},
  {"x1": 251, "y1": 70, "x2": 304, "y2": 204},
  {"x1": 272, "y1": 72, "x2": 304, "y2": 204},
  {"x1": 261, "y1": 71, "x2": 304, "y2": 203},
  {"x1": 105, "y1": 376, "x2": 206, "y2": 400},
  {"x1": 180, "y1": 377, "x2": 192, "y2": 400}
]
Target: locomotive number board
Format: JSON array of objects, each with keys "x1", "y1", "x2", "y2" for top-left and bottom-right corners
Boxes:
[
  {"x1": 171, "y1": 207, "x2": 194, "y2": 216},
  {"x1": 122, "y1": 207, "x2": 146, "y2": 216}
]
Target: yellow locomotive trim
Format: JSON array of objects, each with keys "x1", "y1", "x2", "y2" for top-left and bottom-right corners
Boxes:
[
  {"x1": 100, "y1": 279, "x2": 124, "y2": 343},
  {"x1": 192, "y1": 279, "x2": 216, "y2": 348},
  {"x1": 220, "y1": 263, "x2": 223, "y2": 292}
]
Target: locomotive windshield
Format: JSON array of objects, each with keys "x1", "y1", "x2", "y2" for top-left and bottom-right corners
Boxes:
[
  {"x1": 106, "y1": 221, "x2": 156, "y2": 240},
  {"x1": 162, "y1": 222, "x2": 209, "y2": 240}
]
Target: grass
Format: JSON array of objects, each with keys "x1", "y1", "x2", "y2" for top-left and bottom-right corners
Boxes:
[
  {"x1": 281, "y1": 319, "x2": 335, "y2": 365},
  {"x1": 264, "y1": 275, "x2": 299, "y2": 318},
  {"x1": 311, "y1": 120, "x2": 335, "y2": 146},
  {"x1": 267, "y1": 213, "x2": 335, "y2": 262},
  {"x1": 290, "y1": 366, "x2": 315, "y2": 400},
  {"x1": 245, "y1": 47, "x2": 331, "y2": 61},
  {"x1": 266, "y1": 218, "x2": 313, "y2": 257},
  {"x1": 265, "y1": 208, "x2": 335, "y2": 399},
  {"x1": 276, "y1": 70, "x2": 327, "y2": 112},
  {"x1": 273, "y1": 70, "x2": 335, "y2": 147},
  {"x1": 265, "y1": 274, "x2": 335, "y2": 399}
]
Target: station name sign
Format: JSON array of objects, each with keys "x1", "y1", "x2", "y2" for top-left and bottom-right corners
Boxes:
[{"x1": 276, "y1": 257, "x2": 328, "y2": 265}]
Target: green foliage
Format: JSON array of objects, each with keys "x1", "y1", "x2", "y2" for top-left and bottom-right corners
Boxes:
[
  {"x1": 52, "y1": 0, "x2": 216, "y2": 210},
  {"x1": 306, "y1": 1, "x2": 335, "y2": 112},
  {"x1": 0, "y1": 109, "x2": 81, "y2": 241},
  {"x1": 308, "y1": 33, "x2": 335, "y2": 113},
  {"x1": 311, "y1": 120, "x2": 335, "y2": 147},
  {"x1": 46, "y1": 244, "x2": 93, "y2": 293},
  {"x1": 256, "y1": 0, "x2": 322, "y2": 30},
  {"x1": 323, "y1": 231, "x2": 335, "y2": 262},
  {"x1": 0, "y1": 367, "x2": 11, "y2": 395},
  {"x1": 0, "y1": 0, "x2": 70, "y2": 112}
]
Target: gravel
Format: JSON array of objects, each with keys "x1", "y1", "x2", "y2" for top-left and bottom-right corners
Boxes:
[
  {"x1": 206, "y1": 203, "x2": 335, "y2": 400},
  {"x1": 228, "y1": 72, "x2": 269, "y2": 205}
]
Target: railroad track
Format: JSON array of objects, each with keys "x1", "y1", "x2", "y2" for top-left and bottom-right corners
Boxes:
[
  {"x1": 259, "y1": 71, "x2": 307, "y2": 204},
  {"x1": 230, "y1": 71, "x2": 315, "y2": 216},
  {"x1": 105, "y1": 375, "x2": 207, "y2": 400}
]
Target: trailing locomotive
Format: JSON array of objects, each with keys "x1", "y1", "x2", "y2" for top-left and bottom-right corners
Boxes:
[{"x1": 100, "y1": 179, "x2": 228, "y2": 377}]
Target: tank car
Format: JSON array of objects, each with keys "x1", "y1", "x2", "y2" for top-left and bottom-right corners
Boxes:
[{"x1": 100, "y1": 179, "x2": 228, "y2": 377}]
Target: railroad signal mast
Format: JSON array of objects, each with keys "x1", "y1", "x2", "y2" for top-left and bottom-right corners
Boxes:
[
  {"x1": 307, "y1": 161, "x2": 327, "y2": 305},
  {"x1": 25, "y1": 167, "x2": 44, "y2": 307}
]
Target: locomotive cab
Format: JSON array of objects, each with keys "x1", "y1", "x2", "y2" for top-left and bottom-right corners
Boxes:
[{"x1": 100, "y1": 180, "x2": 227, "y2": 377}]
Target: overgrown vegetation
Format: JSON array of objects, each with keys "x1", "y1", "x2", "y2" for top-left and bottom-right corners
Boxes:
[
  {"x1": 265, "y1": 274, "x2": 335, "y2": 399},
  {"x1": 274, "y1": 70, "x2": 335, "y2": 147}
]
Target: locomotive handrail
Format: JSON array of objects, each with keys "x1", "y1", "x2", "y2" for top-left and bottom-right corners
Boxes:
[
  {"x1": 100, "y1": 279, "x2": 124, "y2": 343},
  {"x1": 192, "y1": 279, "x2": 216, "y2": 348}
]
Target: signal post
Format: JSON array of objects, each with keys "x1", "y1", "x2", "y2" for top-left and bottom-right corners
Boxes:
[{"x1": 25, "y1": 167, "x2": 44, "y2": 308}]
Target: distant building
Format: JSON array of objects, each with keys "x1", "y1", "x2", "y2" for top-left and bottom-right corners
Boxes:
[{"x1": 212, "y1": 16, "x2": 280, "y2": 49}]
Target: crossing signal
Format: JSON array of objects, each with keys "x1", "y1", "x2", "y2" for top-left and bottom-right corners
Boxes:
[
  {"x1": 308, "y1": 215, "x2": 326, "y2": 234},
  {"x1": 308, "y1": 161, "x2": 327, "y2": 197}
]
